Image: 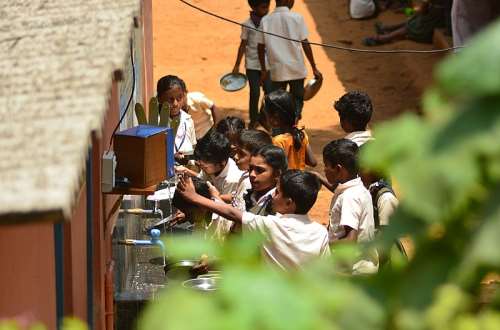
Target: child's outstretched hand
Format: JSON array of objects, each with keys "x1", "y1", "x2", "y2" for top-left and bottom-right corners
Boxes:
[
  {"x1": 206, "y1": 181, "x2": 221, "y2": 200},
  {"x1": 177, "y1": 174, "x2": 197, "y2": 202}
]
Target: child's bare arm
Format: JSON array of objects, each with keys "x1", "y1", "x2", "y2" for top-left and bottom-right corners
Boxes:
[
  {"x1": 175, "y1": 165, "x2": 199, "y2": 177},
  {"x1": 257, "y1": 43, "x2": 268, "y2": 83},
  {"x1": 178, "y1": 175, "x2": 243, "y2": 223},
  {"x1": 302, "y1": 40, "x2": 322, "y2": 79},
  {"x1": 305, "y1": 144, "x2": 318, "y2": 167},
  {"x1": 309, "y1": 171, "x2": 335, "y2": 192},
  {"x1": 206, "y1": 182, "x2": 233, "y2": 204},
  {"x1": 210, "y1": 104, "x2": 219, "y2": 124},
  {"x1": 233, "y1": 39, "x2": 247, "y2": 73}
]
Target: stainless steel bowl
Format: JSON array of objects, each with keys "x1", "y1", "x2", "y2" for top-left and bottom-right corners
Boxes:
[
  {"x1": 182, "y1": 278, "x2": 218, "y2": 292},
  {"x1": 164, "y1": 260, "x2": 199, "y2": 280}
]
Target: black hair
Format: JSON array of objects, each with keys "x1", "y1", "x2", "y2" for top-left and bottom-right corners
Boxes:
[
  {"x1": 248, "y1": 0, "x2": 270, "y2": 7},
  {"x1": 252, "y1": 145, "x2": 288, "y2": 174},
  {"x1": 194, "y1": 131, "x2": 231, "y2": 164},
  {"x1": 238, "y1": 129, "x2": 272, "y2": 154},
  {"x1": 264, "y1": 89, "x2": 304, "y2": 151},
  {"x1": 172, "y1": 177, "x2": 210, "y2": 212},
  {"x1": 156, "y1": 75, "x2": 187, "y2": 97},
  {"x1": 215, "y1": 116, "x2": 245, "y2": 137},
  {"x1": 279, "y1": 170, "x2": 321, "y2": 214},
  {"x1": 334, "y1": 91, "x2": 373, "y2": 131},
  {"x1": 322, "y1": 139, "x2": 359, "y2": 175}
]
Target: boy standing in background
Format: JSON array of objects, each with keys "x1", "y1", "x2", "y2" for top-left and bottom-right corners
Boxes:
[
  {"x1": 233, "y1": 0, "x2": 273, "y2": 128},
  {"x1": 257, "y1": 0, "x2": 322, "y2": 119}
]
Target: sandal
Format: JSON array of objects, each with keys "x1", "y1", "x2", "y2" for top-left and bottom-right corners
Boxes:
[{"x1": 363, "y1": 37, "x2": 384, "y2": 47}]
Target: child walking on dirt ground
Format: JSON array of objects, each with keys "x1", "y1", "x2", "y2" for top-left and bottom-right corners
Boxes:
[
  {"x1": 257, "y1": 0, "x2": 322, "y2": 119},
  {"x1": 233, "y1": 0, "x2": 273, "y2": 129}
]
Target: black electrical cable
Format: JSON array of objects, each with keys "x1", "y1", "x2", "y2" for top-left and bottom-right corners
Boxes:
[
  {"x1": 108, "y1": 39, "x2": 136, "y2": 152},
  {"x1": 179, "y1": 0, "x2": 464, "y2": 54}
]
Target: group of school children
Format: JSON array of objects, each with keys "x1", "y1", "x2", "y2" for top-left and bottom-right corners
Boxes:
[{"x1": 150, "y1": 0, "x2": 400, "y2": 274}]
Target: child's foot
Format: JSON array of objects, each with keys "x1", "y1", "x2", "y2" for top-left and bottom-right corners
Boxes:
[
  {"x1": 374, "y1": 22, "x2": 386, "y2": 35},
  {"x1": 363, "y1": 36, "x2": 385, "y2": 47}
]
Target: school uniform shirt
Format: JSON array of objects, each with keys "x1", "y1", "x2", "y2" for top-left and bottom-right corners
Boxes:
[
  {"x1": 185, "y1": 92, "x2": 215, "y2": 139},
  {"x1": 273, "y1": 131, "x2": 309, "y2": 170},
  {"x1": 246, "y1": 187, "x2": 276, "y2": 215},
  {"x1": 242, "y1": 212, "x2": 330, "y2": 270},
  {"x1": 241, "y1": 18, "x2": 265, "y2": 71},
  {"x1": 350, "y1": 0, "x2": 376, "y2": 19},
  {"x1": 329, "y1": 177, "x2": 377, "y2": 274},
  {"x1": 256, "y1": 6, "x2": 308, "y2": 82},
  {"x1": 345, "y1": 130, "x2": 374, "y2": 147},
  {"x1": 199, "y1": 158, "x2": 245, "y2": 239},
  {"x1": 376, "y1": 191, "x2": 399, "y2": 227},
  {"x1": 174, "y1": 110, "x2": 197, "y2": 155}
]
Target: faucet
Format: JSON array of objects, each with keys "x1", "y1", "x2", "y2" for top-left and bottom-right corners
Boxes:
[
  {"x1": 119, "y1": 203, "x2": 164, "y2": 220},
  {"x1": 116, "y1": 229, "x2": 166, "y2": 265}
]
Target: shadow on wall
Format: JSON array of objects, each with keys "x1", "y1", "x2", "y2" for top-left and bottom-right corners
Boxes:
[{"x1": 303, "y1": 0, "x2": 443, "y2": 122}]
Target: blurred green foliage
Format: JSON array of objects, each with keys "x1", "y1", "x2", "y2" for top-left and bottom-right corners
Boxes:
[{"x1": 139, "y1": 21, "x2": 500, "y2": 330}]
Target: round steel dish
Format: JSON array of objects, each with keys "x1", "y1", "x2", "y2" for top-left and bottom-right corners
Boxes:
[
  {"x1": 220, "y1": 72, "x2": 247, "y2": 92},
  {"x1": 163, "y1": 259, "x2": 200, "y2": 281},
  {"x1": 182, "y1": 278, "x2": 218, "y2": 292}
]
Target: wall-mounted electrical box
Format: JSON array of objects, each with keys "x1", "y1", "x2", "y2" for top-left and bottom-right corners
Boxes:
[{"x1": 114, "y1": 125, "x2": 170, "y2": 188}]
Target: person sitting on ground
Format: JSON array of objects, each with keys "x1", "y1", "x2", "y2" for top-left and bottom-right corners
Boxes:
[
  {"x1": 216, "y1": 116, "x2": 246, "y2": 158},
  {"x1": 322, "y1": 139, "x2": 378, "y2": 274},
  {"x1": 170, "y1": 177, "x2": 213, "y2": 232},
  {"x1": 232, "y1": 0, "x2": 273, "y2": 129},
  {"x1": 177, "y1": 170, "x2": 330, "y2": 270},
  {"x1": 193, "y1": 131, "x2": 246, "y2": 239},
  {"x1": 266, "y1": 89, "x2": 317, "y2": 170},
  {"x1": 364, "y1": 0, "x2": 451, "y2": 46},
  {"x1": 157, "y1": 75, "x2": 197, "y2": 161},
  {"x1": 180, "y1": 80, "x2": 219, "y2": 140},
  {"x1": 257, "y1": 0, "x2": 322, "y2": 119}
]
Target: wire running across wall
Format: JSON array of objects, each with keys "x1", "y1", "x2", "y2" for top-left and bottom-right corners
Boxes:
[{"x1": 179, "y1": 0, "x2": 463, "y2": 54}]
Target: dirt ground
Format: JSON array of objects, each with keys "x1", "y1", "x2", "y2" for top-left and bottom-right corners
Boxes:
[{"x1": 152, "y1": 0, "x2": 445, "y2": 224}]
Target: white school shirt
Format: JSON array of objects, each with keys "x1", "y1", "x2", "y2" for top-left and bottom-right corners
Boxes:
[
  {"x1": 174, "y1": 110, "x2": 197, "y2": 155},
  {"x1": 256, "y1": 6, "x2": 308, "y2": 82},
  {"x1": 199, "y1": 158, "x2": 245, "y2": 239},
  {"x1": 345, "y1": 130, "x2": 374, "y2": 147},
  {"x1": 242, "y1": 212, "x2": 330, "y2": 270},
  {"x1": 350, "y1": 0, "x2": 376, "y2": 19},
  {"x1": 185, "y1": 92, "x2": 215, "y2": 140},
  {"x1": 329, "y1": 177, "x2": 375, "y2": 243},
  {"x1": 247, "y1": 187, "x2": 276, "y2": 214},
  {"x1": 241, "y1": 18, "x2": 264, "y2": 71}
]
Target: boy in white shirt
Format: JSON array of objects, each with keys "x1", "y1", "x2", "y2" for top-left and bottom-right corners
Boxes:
[
  {"x1": 233, "y1": 0, "x2": 273, "y2": 128},
  {"x1": 257, "y1": 0, "x2": 322, "y2": 119},
  {"x1": 322, "y1": 139, "x2": 377, "y2": 274},
  {"x1": 177, "y1": 170, "x2": 330, "y2": 270},
  {"x1": 184, "y1": 91, "x2": 219, "y2": 140},
  {"x1": 333, "y1": 91, "x2": 374, "y2": 147},
  {"x1": 194, "y1": 131, "x2": 245, "y2": 239}
]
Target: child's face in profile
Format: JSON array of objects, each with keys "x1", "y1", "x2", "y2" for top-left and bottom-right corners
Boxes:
[
  {"x1": 249, "y1": 155, "x2": 278, "y2": 192},
  {"x1": 159, "y1": 85, "x2": 185, "y2": 117},
  {"x1": 253, "y1": 3, "x2": 270, "y2": 17},
  {"x1": 324, "y1": 160, "x2": 341, "y2": 185},
  {"x1": 271, "y1": 182, "x2": 294, "y2": 214},
  {"x1": 234, "y1": 146, "x2": 252, "y2": 171},
  {"x1": 197, "y1": 159, "x2": 225, "y2": 176}
]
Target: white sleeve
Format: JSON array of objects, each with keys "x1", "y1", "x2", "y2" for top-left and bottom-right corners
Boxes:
[
  {"x1": 299, "y1": 15, "x2": 309, "y2": 40},
  {"x1": 241, "y1": 25, "x2": 248, "y2": 40},
  {"x1": 339, "y1": 196, "x2": 362, "y2": 231},
  {"x1": 377, "y1": 193, "x2": 399, "y2": 226},
  {"x1": 242, "y1": 212, "x2": 270, "y2": 234}
]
